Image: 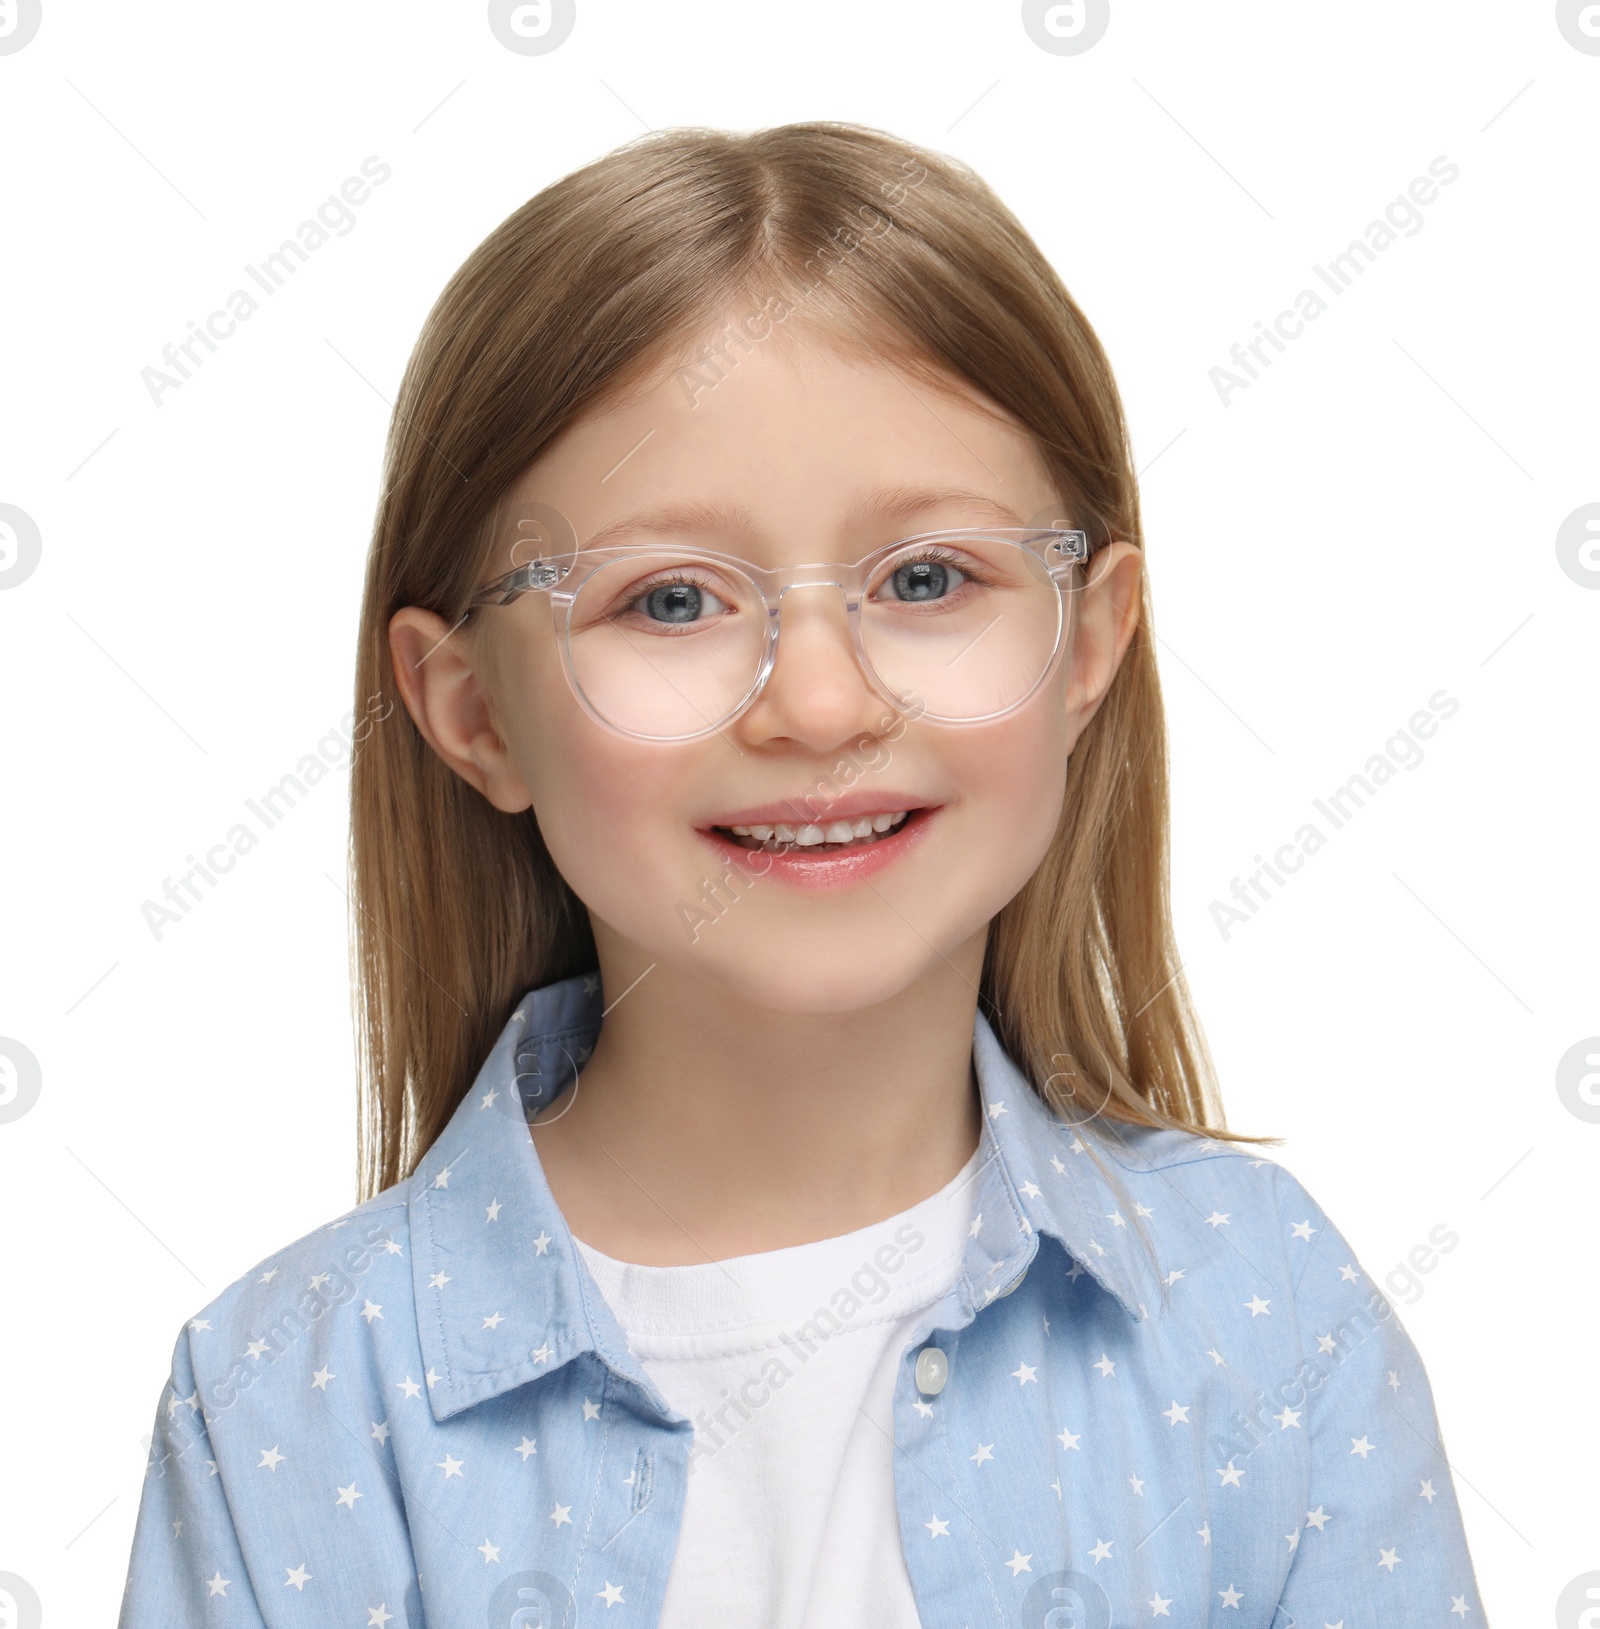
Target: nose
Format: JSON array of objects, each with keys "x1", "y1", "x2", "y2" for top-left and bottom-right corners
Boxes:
[{"x1": 739, "y1": 581, "x2": 889, "y2": 747}]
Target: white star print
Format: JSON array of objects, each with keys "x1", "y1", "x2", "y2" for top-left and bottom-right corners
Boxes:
[
  {"x1": 1005, "y1": 1550, "x2": 1032, "y2": 1576},
  {"x1": 598, "y1": 1580, "x2": 625, "y2": 1606},
  {"x1": 367, "y1": 1608, "x2": 393, "y2": 1627},
  {"x1": 1163, "y1": 1401, "x2": 1190, "y2": 1425},
  {"x1": 515, "y1": 1436, "x2": 538, "y2": 1460},
  {"x1": 258, "y1": 1446, "x2": 285, "y2": 1472},
  {"x1": 1420, "y1": 1479, "x2": 1438, "y2": 1501},
  {"x1": 1290, "y1": 1220, "x2": 1316, "y2": 1241},
  {"x1": 1217, "y1": 1583, "x2": 1242, "y2": 1608},
  {"x1": 427, "y1": 1271, "x2": 451, "y2": 1290},
  {"x1": 1093, "y1": 1354, "x2": 1116, "y2": 1378},
  {"x1": 1019, "y1": 1180, "x2": 1042, "y2": 1199},
  {"x1": 971, "y1": 1443, "x2": 994, "y2": 1465},
  {"x1": 1205, "y1": 1210, "x2": 1231, "y2": 1227},
  {"x1": 1451, "y1": 1595, "x2": 1471, "y2": 1616},
  {"x1": 1217, "y1": 1458, "x2": 1244, "y2": 1488},
  {"x1": 1244, "y1": 1295, "x2": 1271, "y2": 1316},
  {"x1": 360, "y1": 1300, "x2": 383, "y2": 1323},
  {"x1": 1088, "y1": 1538, "x2": 1113, "y2": 1563},
  {"x1": 396, "y1": 1376, "x2": 422, "y2": 1400},
  {"x1": 479, "y1": 1539, "x2": 501, "y2": 1563},
  {"x1": 437, "y1": 1455, "x2": 464, "y2": 1479},
  {"x1": 311, "y1": 1366, "x2": 335, "y2": 1391},
  {"x1": 531, "y1": 1343, "x2": 554, "y2": 1363},
  {"x1": 1197, "y1": 1520, "x2": 1211, "y2": 1546},
  {"x1": 1128, "y1": 1473, "x2": 1145, "y2": 1496},
  {"x1": 1274, "y1": 1404, "x2": 1303, "y2": 1429},
  {"x1": 482, "y1": 1312, "x2": 505, "y2": 1329},
  {"x1": 284, "y1": 1564, "x2": 312, "y2": 1590},
  {"x1": 486, "y1": 1200, "x2": 502, "y2": 1222},
  {"x1": 582, "y1": 1398, "x2": 601, "y2": 1421},
  {"x1": 336, "y1": 1482, "x2": 362, "y2": 1509},
  {"x1": 532, "y1": 1231, "x2": 552, "y2": 1254},
  {"x1": 1057, "y1": 1425, "x2": 1081, "y2": 1449},
  {"x1": 371, "y1": 1421, "x2": 391, "y2": 1444},
  {"x1": 1378, "y1": 1546, "x2": 1400, "y2": 1570},
  {"x1": 1350, "y1": 1435, "x2": 1376, "y2": 1458},
  {"x1": 1305, "y1": 1506, "x2": 1330, "y2": 1530},
  {"x1": 1149, "y1": 1592, "x2": 1172, "y2": 1616},
  {"x1": 480, "y1": 1087, "x2": 499, "y2": 1109},
  {"x1": 205, "y1": 1573, "x2": 229, "y2": 1597},
  {"x1": 912, "y1": 1399, "x2": 934, "y2": 1418},
  {"x1": 549, "y1": 1502, "x2": 572, "y2": 1527},
  {"x1": 1012, "y1": 1362, "x2": 1037, "y2": 1385},
  {"x1": 926, "y1": 1514, "x2": 950, "y2": 1538}
]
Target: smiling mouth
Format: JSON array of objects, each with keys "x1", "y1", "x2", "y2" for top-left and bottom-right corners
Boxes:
[{"x1": 711, "y1": 809, "x2": 919, "y2": 854}]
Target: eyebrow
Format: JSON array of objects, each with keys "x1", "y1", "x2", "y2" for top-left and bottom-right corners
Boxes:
[{"x1": 577, "y1": 485, "x2": 1029, "y2": 552}]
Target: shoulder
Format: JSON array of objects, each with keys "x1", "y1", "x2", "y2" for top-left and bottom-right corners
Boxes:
[
  {"x1": 169, "y1": 1186, "x2": 414, "y2": 1413},
  {"x1": 1084, "y1": 1117, "x2": 1390, "y2": 1320}
]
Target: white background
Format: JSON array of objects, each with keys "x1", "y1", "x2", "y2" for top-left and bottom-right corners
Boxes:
[{"x1": 1, "y1": 3, "x2": 1595, "y2": 1624}]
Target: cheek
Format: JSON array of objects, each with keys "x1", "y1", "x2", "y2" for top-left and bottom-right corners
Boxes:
[{"x1": 952, "y1": 705, "x2": 1070, "y2": 879}]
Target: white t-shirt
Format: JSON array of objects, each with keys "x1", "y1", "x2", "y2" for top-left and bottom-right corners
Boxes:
[{"x1": 574, "y1": 1147, "x2": 982, "y2": 1627}]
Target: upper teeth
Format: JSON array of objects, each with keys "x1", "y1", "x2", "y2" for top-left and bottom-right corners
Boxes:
[{"x1": 728, "y1": 810, "x2": 911, "y2": 844}]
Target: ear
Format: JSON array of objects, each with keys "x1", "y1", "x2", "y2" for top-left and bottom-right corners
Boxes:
[
  {"x1": 1062, "y1": 542, "x2": 1145, "y2": 745},
  {"x1": 387, "y1": 607, "x2": 534, "y2": 813}
]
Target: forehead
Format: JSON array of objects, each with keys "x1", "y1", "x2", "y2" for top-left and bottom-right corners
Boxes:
[{"x1": 500, "y1": 310, "x2": 1057, "y2": 551}]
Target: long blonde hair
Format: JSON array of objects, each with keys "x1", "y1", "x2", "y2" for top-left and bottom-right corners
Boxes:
[{"x1": 349, "y1": 120, "x2": 1278, "y2": 1201}]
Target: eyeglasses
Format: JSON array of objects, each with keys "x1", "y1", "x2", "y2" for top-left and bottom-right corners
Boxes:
[{"x1": 467, "y1": 527, "x2": 1097, "y2": 742}]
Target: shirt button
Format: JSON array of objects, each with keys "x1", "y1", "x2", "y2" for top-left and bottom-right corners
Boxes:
[
  {"x1": 996, "y1": 1266, "x2": 1028, "y2": 1298},
  {"x1": 914, "y1": 1346, "x2": 949, "y2": 1396}
]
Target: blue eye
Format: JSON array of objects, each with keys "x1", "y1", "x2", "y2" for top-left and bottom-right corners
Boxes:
[
  {"x1": 623, "y1": 572, "x2": 734, "y2": 627},
  {"x1": 643, "y1": 582, "x2": 703, "y2": 623},
  {"x1": 874, "y1": 549, "x2": 977, "y2": 604}
]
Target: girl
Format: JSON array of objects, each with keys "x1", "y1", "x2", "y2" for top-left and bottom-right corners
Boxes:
[{"x1": 121, "y1": 122, "x2": 1485, "y2": 1628}]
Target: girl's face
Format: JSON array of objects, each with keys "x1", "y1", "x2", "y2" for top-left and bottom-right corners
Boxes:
[{"x1": 390, "y1": 319, "x2": 1143, "y2": 1014}]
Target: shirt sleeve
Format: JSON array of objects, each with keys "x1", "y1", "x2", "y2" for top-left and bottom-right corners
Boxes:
[
  {"x1": 1271, "y1": 1190, "x2": 1489, "y2": 1627},
  {"x1": 119, "y1": 1323, "x2": 268, "y2": 1628}
]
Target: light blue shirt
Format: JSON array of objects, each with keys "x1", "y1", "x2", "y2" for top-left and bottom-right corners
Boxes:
[{"x1": 121, "y1": 970, "x2": 1486, "y2": 1626}]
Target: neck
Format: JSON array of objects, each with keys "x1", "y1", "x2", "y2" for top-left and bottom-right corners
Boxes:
[{"x1": 528, "y1": 931, "x2": 988, "y2": 1266}]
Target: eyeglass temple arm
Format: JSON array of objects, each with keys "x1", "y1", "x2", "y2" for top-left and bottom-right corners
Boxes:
[{"x1": 471, "y1": 558, "x2": 574, "y2": 607}]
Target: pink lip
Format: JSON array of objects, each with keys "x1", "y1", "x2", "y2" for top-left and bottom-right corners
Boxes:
[
  {"x1": 699, "y1": 791, "x2": 933, "y2": 829},
  {"x1": 697, "y1": 806, "x2": 938, "y2": 892}
]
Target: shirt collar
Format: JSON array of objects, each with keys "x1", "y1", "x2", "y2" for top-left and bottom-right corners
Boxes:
[{"x1": 406, "y1": 971, "x2": 1157, "y2": 1422}]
